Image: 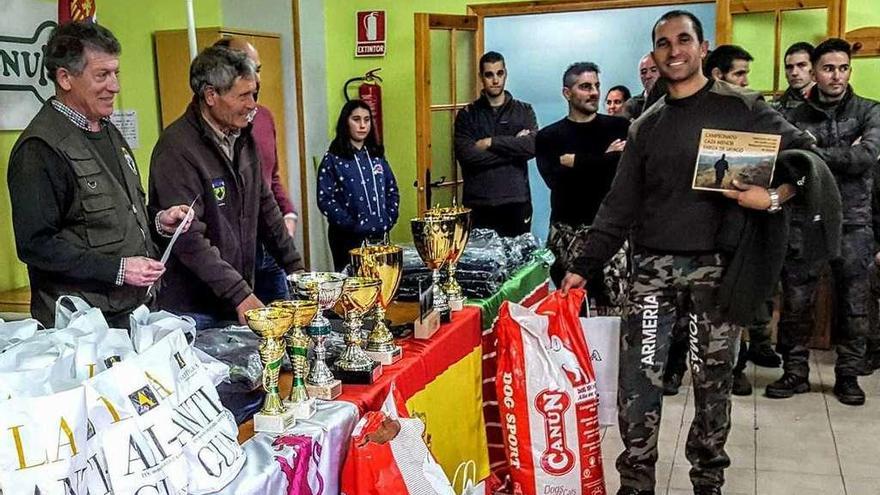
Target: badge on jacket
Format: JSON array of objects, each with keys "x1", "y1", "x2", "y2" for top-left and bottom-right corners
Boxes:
[
  {"x1": 212, "y1": 178, "x2": 227, "y2": 206},
  {"x1": 122, "y1": 147, "x2": 137, "y2": 173},
  {"x1": 372, "y1": 162, "x2": 383, "y2": 175}
]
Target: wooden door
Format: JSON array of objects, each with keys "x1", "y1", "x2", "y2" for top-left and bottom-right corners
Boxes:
[{"x1": 414, "y1": 14, "x2": 479, "y2": 213}]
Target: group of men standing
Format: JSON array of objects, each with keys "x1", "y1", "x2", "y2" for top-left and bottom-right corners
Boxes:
[
  {"x1": 454, "y1": 10, "x2": 880, "y2": 495},
  {"x1": 8, "y1": 22, "x2": 304, "y2": 330}
]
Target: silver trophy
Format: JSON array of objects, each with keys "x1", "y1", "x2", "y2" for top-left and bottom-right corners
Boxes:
[{"x1": 287, "y1": 271, "x2": 347, "y2": 399}]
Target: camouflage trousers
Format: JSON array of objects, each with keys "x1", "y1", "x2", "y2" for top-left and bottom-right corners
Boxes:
[
  {"x1": 869, "y1": 261, "x2": 880, "y2": 354},
  {"x1": 777, "y1": 225, "x2": 872, "y2": 377},
  {"x1": 617, "y1": 252, "x2": 741, "y2": 491},
  {"x1": 547, "y1": 222, "x2": 629, "y2": 314}
]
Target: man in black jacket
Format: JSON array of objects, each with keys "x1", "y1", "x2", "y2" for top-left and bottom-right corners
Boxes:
[
  {"x1": 454, "y1": 51, "x2": 537, "y2": 237},
  {"x1": 767, "y1": 38, "x2": 880, "y2": 405},
  {"x1": 8, "y1": 22, "x2": 191, "y2": 328},
  {"x1": 773, "y1": 42, "x2": 815, "y2": 113},
  {"x1": 149, "y1": 46, "x2": 303, "y2": 330},
  {"x1": 561, "y1": 11, "x2": 814, "y2": 494},
  {"x1": 535, "y1": 61, "x2": 628, "y2": 304}
]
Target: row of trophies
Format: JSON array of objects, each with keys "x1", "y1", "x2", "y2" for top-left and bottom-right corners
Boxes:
[{"x1": 243, "y1": 204, "x2": 472, "y2": 434}]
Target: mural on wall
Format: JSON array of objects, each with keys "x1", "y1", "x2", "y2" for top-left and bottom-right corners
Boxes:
[{"x1": 0, "y1": 0, "x2": 96, "y2": 130}]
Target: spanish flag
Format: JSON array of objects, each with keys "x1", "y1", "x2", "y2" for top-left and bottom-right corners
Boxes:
[{"x1": 58, "y1": 0, "x2": 97, "y2": 24}]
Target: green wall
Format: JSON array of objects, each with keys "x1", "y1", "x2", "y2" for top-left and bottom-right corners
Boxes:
[
  {"x1": 0, "y1": 0, "x2": 222, "y2": 291},
  {"x1": 732, "y1": 0, "x2": 880, "y2": 100}
]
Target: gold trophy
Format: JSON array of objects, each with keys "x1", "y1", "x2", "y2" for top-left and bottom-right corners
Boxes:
[
  {"x1": 425, "y1": 205, "x2": 472, "y2": 311},
  {"x1": 332, "y1": 276, "x2": 383, "y2": 384},
  {"x1": 244, "y1": 306, "x2": 297, "y2": 433},
  {"x1": 411, "y1": 216, "x2": 456, "y2": 317},
  {"x1": 269, "y1": 300, "x2": 318, "y2": 417},
  {"x1": 288, "y1": 272, "x2": 347, "y2": 399},
  {"x1": 350, "y1": 244, "x2": 403, "y2": 365}
]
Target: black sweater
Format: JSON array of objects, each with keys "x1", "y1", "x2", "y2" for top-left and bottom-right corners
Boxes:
[
  {"x1": 571, "y1": 80, "x2": 816, "y2": 279},
  {"x1": 535, "y1": 115, "x2": 630, "y2": 226}
]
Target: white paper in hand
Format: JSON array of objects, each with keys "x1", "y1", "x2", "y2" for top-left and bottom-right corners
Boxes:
[{"x1": 159, "y1": 196, "x2": 198, "y2": 265}]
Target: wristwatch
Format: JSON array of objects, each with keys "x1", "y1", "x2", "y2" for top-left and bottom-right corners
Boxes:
[{"x1": 767, "y1": 188, "x2": 782, "y2": 213}]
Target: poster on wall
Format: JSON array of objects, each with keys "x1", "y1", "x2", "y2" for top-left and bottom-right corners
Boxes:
[
  {"x1": 0, "y1": 0, "x2": 96, "y2": 130},
  {"x1": 0, "y1": 0, "x2": 57, "y2": 130},
  {"x1": 356, "y1": 10, "x2": 386, "y2": 57}
]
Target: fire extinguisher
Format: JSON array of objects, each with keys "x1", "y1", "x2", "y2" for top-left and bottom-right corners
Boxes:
[{"x1": 344, "y1": 68, "x2": 383, "y2": 143}]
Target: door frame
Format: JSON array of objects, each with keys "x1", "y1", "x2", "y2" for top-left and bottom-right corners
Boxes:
[{"x1": 414, "y1": 13, "x2": 480, "y2": 213}]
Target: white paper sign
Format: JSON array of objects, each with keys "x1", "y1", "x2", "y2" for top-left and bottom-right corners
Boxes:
[{"x1": 110, "y1": 110, "x2": 139, "y2": 149}]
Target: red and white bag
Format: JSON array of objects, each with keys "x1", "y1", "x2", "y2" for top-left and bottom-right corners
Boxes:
[{"x1": 496, "y1": 289, "x2": 605, "y2": 495}]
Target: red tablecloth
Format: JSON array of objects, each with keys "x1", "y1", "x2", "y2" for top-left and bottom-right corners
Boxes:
[{"x1": 338, "y1": 306, "x2": 481, "y2": 412}]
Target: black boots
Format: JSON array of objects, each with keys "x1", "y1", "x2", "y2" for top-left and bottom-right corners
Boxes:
[
  {"x1": 765, "y1": 373, "x2": 810, "y2": 399},
  {"x1": 833, "y1": 376, "x2": 866, "y2": 406}
]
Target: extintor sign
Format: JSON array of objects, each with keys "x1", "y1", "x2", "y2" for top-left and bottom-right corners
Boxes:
[{"x1": 356, "y1": 11, "x2": 386, "y2": 57}]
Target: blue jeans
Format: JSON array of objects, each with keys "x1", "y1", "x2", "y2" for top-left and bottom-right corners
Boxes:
[{"x1": 253, "y1": 243, "x2": 290, "y2": 304}]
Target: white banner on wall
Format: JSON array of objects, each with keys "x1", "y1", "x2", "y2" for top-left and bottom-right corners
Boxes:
[{"x1": 0, "y1": 0, "x2": 57, "y2": 130}]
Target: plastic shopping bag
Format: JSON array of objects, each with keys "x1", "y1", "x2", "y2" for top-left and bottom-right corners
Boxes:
[
  {"x1": 0, "y1": 387, "x2": 95, "y2": 494},
  {"x1": 87, "y1": 329, "x2": 245, "y2": 494},
  {"x1": 341, "y1": 411, "x2": 455, "y2": 495},
  {"x1": 581, "y1": 316, "x2": 621, "y2": 426},
  {"x1": 496, "y1": 288, "x2": 606, "y2": 495}
]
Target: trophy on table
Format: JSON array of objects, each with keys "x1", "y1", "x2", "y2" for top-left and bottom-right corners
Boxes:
[
  {"x1": 244, "y1": 306, "x2": 297, "y2": 433},
  {"x1": 287, "y1": 272, "x2": 347, "y2": 400},
  {"x1": 332, "y1": 276, "x2": 383, "y2": 384},
  {"x1": 350, "y1": 244, "x2": 403, "y2": 365},
  {"x1": 425, "y1": 204, "x2": 472, "y2": 311},
  {"x1": 269, "y1": 299, "x2": 318, "y2": 418},
  {"x1": 411, "y1": 215, "x2": 456, "y2": 318}
]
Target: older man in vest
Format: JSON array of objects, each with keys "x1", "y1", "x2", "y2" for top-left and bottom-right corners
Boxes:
[{"x1": 8, "y1": 22, "x2": 192, "y2": 328}]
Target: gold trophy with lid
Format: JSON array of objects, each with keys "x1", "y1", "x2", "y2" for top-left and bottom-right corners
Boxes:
[
  {"x1": 411, "y1": 216, "x2": 456, "y2": 317},
  {"x1": 425, "y1": 204, "x2": 472, "y2": 311},
  {"x1": 350, "y1": 244, "x2": 403, "y2": 365},
  {"x1": 245, "y1": 306, "x2": 297, "y2": 433},
  {"x1": 269, "y1": 299, "x2": 318, "y2": 417}
]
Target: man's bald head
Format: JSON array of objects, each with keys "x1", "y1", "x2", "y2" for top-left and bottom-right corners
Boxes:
[
  {"x1": 638, "y1": 53, "x2": 659, "y2": 93},
  {"x1": 213, "y1": 37, "x2": 261, "y2": 81}
]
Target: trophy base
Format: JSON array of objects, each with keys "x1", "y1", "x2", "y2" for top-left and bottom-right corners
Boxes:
[
  {"x1": 253, "y1": 409, "x2": 296, "y2": 434},
  {"x1": 414, "y1": 310, "x2": 441, "y2": 339},
  {"x1": 283, "y1": 398, "x2": 316, "y2": 419},
  {"x1": 448, "y1": 297, "x2": 465, "y2": 312},
  {"x1": 306, "y1": 380, "x2": 342, "y2": 400},
  {"x1": 331, "y1": 361, "x2": 383, "y2": 384},
  {"x1": 365, "y1": 346, "x2": 403, "y2": 365}
]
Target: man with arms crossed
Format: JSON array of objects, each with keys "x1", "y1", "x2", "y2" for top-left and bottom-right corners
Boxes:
[
  {"x1": 454, "y1": 51, "x2": 538, "y2": 236},
  {"x1": 562, "y1": 11, "x2": 813, "y2": 494}
]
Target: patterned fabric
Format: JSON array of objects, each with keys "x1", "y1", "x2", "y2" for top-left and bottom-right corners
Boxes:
[
  {"x1": 547, "y1": 222, "x2": 629, "y2": 314},
  {"x1": 50, "y1": 98, "x2": 109, "y2": 131},
  {"x1": 115, "y1": 258, "x2": 125, "y2": 286},
  {"x1": 778, "y1": 224, "x2": 873, "y2": 377},
  {"x1": 616, "y1": 253, "x2": 741, "y2": 491}
]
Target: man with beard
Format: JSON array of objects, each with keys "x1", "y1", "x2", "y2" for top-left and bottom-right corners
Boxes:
[
  {"x1": 561, "y1": 10, "x2": 814, "y2": 494},
  {"x1": 773, "y1": 42, "x2": 815, "y2": 113},
  {"x1": 455, "y1": 51, "x2": 537, "y2": 236},
  {"x1": 535, "y1": 62, "x2": 629, "y2": 308},
  {"x1": 767, "y1": 38, "x2": 880, "y2": 405},
  {"x1": 622, "y1": 53, "x2": 660, "y2": 120}
]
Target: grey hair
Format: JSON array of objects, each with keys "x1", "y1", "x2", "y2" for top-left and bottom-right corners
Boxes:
[
  {"x1": 189, "y1": 46, "x2": 256, "y2": 99},
  {"x1": 45, "y1": 22, "x2": 121, "y2": 82}
]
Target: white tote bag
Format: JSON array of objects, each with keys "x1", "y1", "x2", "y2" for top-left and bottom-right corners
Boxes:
[
  {"x1": 87, "y1": 329, "x2": 245, "y2": 494},
  {"x1": 580, "y1": 316, "x2": 621, "y2": 426}
]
